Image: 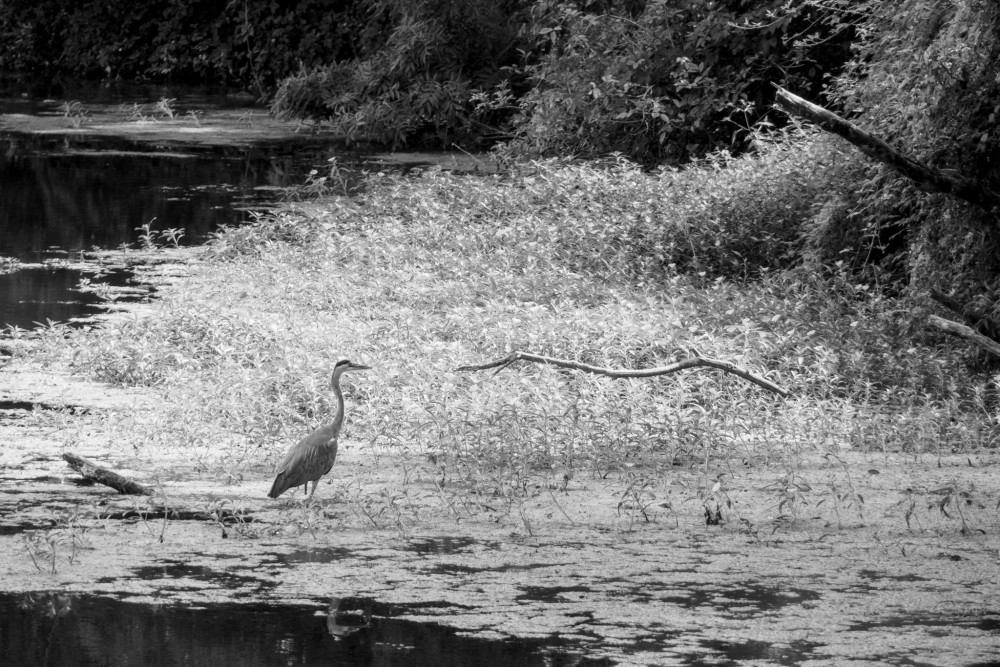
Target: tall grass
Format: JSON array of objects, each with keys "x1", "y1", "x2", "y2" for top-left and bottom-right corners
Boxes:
[{"x1": 30, "y1": 130, "x2": 998, "y2": 531}]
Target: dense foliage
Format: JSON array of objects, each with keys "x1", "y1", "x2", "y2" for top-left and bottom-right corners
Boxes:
[
  {"x1": 271, "y1": 0, "x2": 529, "y2": 147},
  {"x1": 0, "y1": 0, "x2": 360, "y2": 94},
  {"x1": 811, "y1": 0, "x2": 1000, "y2": 300},
  {"x1": 270, "y1": 0, "x2": 856, "y2": 157},
  {"x1": 505, "y1": 0, "x2": 855, "y2": 163}
]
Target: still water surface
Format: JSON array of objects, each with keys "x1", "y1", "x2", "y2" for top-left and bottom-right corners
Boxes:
[
  {"x1": 0, "y1": 592, "x2": 605, "y2": 667},
  {"x1": 0, "y1": 133, "x2": 343, "y2": 262},
  {"x1": 0, "y1": 89, "x2": 361, "y2": 330}
]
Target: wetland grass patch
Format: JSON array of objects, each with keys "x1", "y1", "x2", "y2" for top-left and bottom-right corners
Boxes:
[{"x1": 20, "y1": 142, "x2": 1000, "y2": 536}]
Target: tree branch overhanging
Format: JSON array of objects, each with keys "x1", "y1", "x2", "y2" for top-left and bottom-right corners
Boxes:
[
  {"x1": 772, "y1": 85, "x2": 1000, "y2": 212},
  {"x1": 455, "y1": 351, "x2": 791, "y2": 397}
]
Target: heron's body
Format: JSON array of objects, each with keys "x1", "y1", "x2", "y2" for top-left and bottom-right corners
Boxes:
[{"x1": 268, "y1": 359, "x2": 368, "y2": 499}]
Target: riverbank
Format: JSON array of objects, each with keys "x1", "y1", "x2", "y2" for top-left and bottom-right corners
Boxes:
[{"x1": 2, "y1": 156, "x2": 999, "y2": 664}]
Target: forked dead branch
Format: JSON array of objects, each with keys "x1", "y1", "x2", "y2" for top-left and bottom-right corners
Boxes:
[{"x1": 456, "y1": 351, "x2": 791, "y2": 397}]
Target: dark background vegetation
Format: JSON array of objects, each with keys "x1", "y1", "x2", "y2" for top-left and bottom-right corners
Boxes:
[{"x1": 2, "y1": 0, "x2": 1000, "y2": 310}]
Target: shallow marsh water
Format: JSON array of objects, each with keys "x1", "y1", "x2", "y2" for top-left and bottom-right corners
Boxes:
[
  {"x1": 0, "y1": 362, "x2": 998, "y2": 666},
  {"x1": 1, "y1": 88, "x2": 999, "y2": 666},
  {"x1": 0, "y1": 255, "x2": 998, "y2": 666}
]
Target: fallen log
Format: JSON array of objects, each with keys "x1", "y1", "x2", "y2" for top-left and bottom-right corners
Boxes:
[
  {"x1": 455, "y1": 351, "x2": 791, "y2": 397},
  {"x1": 62, "y1": 452, "x2": 154, "y2": 496},
  {"x1": 772, "y1": 85, "x2": 1000, "y2": 212},
  {"x1": 927, "y1": 314, "x2": 1000, "y2": 358},
  {"x1": 929, "y1": 290, "x2": 1000, "y2": 343}
]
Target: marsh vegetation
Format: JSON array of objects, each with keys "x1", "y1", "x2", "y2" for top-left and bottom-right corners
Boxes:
[{"x1": 8, "y1": 130, "x2": 998, "y2": 540}]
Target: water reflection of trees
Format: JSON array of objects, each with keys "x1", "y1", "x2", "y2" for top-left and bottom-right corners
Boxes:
[{"x1": 0, "y1": 135, "x2": 344, "y2": 259}]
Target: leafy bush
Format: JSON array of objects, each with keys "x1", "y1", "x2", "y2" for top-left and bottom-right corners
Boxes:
[
  {"x1": 469, "y1": 126, "x2": 847, "y2": 282},
  {"x1": 269, "y1": 0, "x2": 856, "y2": 156},
  {"x1": 504, "y1": 0, "x2": 856, "y2": 163},
  {"x1": 270, "y1": 0, "x2": 529, "y2": 147}
]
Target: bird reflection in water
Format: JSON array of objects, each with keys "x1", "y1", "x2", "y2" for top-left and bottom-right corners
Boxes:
[{"x1": 327, "y1": 596, "x2": 373, "y2": 641}]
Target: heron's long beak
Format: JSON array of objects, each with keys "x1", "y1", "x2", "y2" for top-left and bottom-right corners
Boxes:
[{"x1": 349, "y1": 363, "x2": 370, "y2": 371}]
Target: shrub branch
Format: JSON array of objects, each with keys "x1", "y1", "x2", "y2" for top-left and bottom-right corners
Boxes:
[{"x1": 456, "y1": 351, "x2": 791, "y2": 397}]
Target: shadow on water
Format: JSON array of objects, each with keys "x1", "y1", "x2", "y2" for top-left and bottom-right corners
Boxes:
[
  {"x1": 0, "y1": 592, "x2": 612, "y2": 667},
  {"x1": 846, "y1": 613, "x2": 1000, "y2": 633},
  {"x1": 265, "y1": 546, "x2": 354, "y2": 565}
]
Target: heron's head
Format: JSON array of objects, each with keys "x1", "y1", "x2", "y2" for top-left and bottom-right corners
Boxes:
[{"x1": 332, "y1": 359, "x2": 370, "y2": 378}]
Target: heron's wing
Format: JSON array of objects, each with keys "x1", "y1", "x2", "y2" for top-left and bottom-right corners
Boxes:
[{"x1": 269, "y1": 423, "x2": 339, "y2": 497}]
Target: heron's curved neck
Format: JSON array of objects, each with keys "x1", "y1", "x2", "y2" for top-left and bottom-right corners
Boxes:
[{"x1": 330, "y1": 373, "x2": 346, "y2": 432}]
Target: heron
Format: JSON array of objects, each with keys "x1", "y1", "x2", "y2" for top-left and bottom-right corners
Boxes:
[{"x1": 267, "y1": 359, "x2": 369, "y2": 499}]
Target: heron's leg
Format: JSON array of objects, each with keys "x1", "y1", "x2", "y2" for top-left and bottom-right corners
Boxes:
[{"x1": 309, "y1": 481, "x2": 318, "y2": 498}]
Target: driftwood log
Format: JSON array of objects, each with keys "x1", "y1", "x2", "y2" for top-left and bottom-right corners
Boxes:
[
  {"x1": 773, "y1": 85, "x2": 1000, "y2": 212},
  {"x1": 927, "y1": 315, "x2": 1000, "y2": 358},
  {"x1": 455, "y1": 351, "x2": 791, "y2": 397},
  {"x1": 62, "y1": 452, "x2": 154, "y2": 496}
]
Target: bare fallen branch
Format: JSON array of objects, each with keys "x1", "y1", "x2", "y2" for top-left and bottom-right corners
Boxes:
[
  {"x1": 62, "y1": 452, "x2": 154, "y2": 496},
  {"x1": 927, "y1": 314, "x2": 1000, "y2": 358},
  {"x1": 455, "y1": 351, "x2": 791, "y2": 397},
  {"x1": 929, "y1": 290, "x2": 1000, "y2": 343}
]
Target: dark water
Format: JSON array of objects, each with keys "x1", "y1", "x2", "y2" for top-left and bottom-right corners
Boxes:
[
  {"x1": 0, "y1": 266, "x2": 138, "y2": 329},
  {"x1": 0, "y1": 132, "x2": 346, "y2": 262},
  {"x1": 0, "y1": 82, "x2": 483, "y2": 329},
  {"x1": 0, "y1": 592, "x2": 608, "y2": 667},
  {"x1": 0, "y1": 77, "x2": 259, "y2": 113},
  {"x1": 0, "y1": 88, "x2": 361, "y2": 330}
]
